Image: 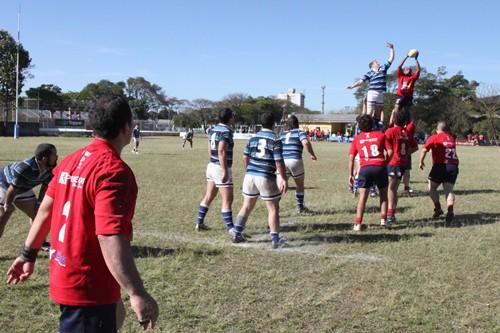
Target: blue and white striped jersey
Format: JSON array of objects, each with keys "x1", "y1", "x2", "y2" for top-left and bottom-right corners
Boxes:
[
  {"x1": 363, "y1": 61, "x2": 392, "y2": 91},
  {"x1": 244, "y1": 129, "x2": 283, "y2": 179},
  {"x1": 0, "y1": 156, "x2": 54, "y2": 191},
  {"x1": 209, "y1": 123, "x2": 234, "y2": 167},
  {"x1": 280, "y1": 129, "x2": 308, "y2": 160}
]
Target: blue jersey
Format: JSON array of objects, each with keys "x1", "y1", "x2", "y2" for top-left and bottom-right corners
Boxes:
[
  {"x1": 363, "y1": 61, "x2": 392, "y2": 91},
  {"x1": 244, "y1": 129, "x2": 283, "y2": 179},
  {"x1": 132, "y1": 128, "x2": 141, "y2": 138},
  {"x1": 209, "y1": 123, "x2": 234, "y2": 167},
  {"x1": 280, "y1": 129, "x2": 308, "y2": 160},
  {"x1": 0, "y1": 156, "x2": 54, "y2": 191}
]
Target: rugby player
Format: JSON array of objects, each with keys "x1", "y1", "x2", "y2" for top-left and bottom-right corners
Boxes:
[
  {"x1": 419, "y1": 121, "x2": 459, "y2": 223},
  {"x1": 348, "y1": 115, "x2": 388, "y2": 230},
  {"x1": 233, "y1": 112, "x2": 288, "y2": 248},
  {"x1": 279, "y1": 115, "x2": 317, "y2": 214},
  {"x1": 196, "y1": 108, "x2": 236, "y2": 234},
  {"x1": 132, "y1": 124, "x2": 141, "y2": 154}
]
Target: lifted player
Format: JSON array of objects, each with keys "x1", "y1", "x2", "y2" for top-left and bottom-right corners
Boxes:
[
  {"x1": 279, "y1": 115, "x2": 317, "y2": 214},
  {"x1": 233, "y1": 112, "x2": 288, "y2": 248},
  {"x1": 347, "y1": 42, "x2": 395, "y2": 130},
  {"x1": 348, "y1": 115, "x2": 388, "y2": 230},
  {"x1": 419, "y1": 121, "x2": 459, "y2": 224},
  {"x1": 196, "y1": 108, "x2": 236, "y2": 234}
]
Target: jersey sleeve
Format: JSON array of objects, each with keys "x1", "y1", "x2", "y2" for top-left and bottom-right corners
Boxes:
[
  {"x1": 423, "y1": 135, "x2": 435, "y2": 151},
  {"x1": 384, "y1": 130, "x2": 394, "y2": 150},
  {"x1": 94, "y1": 165, "x2": 136, "y2": 237},
  {"x1": 412, "y1": 70, "x2": 420, "y2": 80},
  {"x1": 299, "y1": 131, "x2": 308, "y2": 142},
  {"x1": 349, "y1": 141, "x2": 358, "y2": 156},
  {"x1": 243, "y1": 142, "x2": 251, "y2": 156},
  {"x1": 220, "y1": 131, "x2": 230, "y2": 143},
  {"x1": 273, "y1": 139, "x2": 283, "y2": 161},
  {"x1": 45, "y1": 166, "x2": 59, "y2": 199},
  {"x1": 362, "y1": 72, "x2": 371, "y2": 82},
  {"x1": 9, "y1": 163, "x2": 31, "y2": 187}
]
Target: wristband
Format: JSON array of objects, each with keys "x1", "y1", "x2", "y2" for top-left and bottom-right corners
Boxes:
[{"x1": 20, "y1": 246, "x2": 39, "y2": 262}]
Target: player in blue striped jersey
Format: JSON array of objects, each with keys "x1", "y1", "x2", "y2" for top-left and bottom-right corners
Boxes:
[
  {"x1": 0, "y1": 143, "x2": 58, "y2": 241},
  {"x1": 196, "y1": 108, "x2": 236, "y2": 235},
  {"x1": 347, "y1": 42, "x2": 395, "y2": 129},
  {"x1": 233, "y1": 112, "x2": 288, "y2": 249},
  {"x1": 279, "y1": 115, "x2": 317, "y2": 214}
]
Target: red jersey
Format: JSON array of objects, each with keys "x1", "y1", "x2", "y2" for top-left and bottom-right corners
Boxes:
[
  {"x1": 46, "y1": 139, "x2": 138, "y2": 306},
  {"x1": 385, "y1": 125, "x2": 418, "y2": 167},
  {"x1": 349, "y1": 131, "x2": 386, "y2": 167},
  {"x1": 424, "y1": 132, "x2": 459, "y2": 165},
  {"x1": 397, "y1": 68, "x2": 420, "y2": 97}
]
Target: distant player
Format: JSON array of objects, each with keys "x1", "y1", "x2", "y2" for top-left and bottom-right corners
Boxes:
[
  {"x1": 419, "y1": 121, "x2": 459, "y2": 223},
  {"x1": 347, "y1": 42, "x2": 395, "y2": 130},
  {"x1": 0, "y1": 143, "x2": 57, "y2": 250},
  {"x1": 132, "y1": 124, "x2": 141, "y2": 153},
  {"x1": 182, "y1": 128, "x2": 194, "y2": 149},
  {"x1": 196, "y1": 109, "x2": 236, "y2": 233},
  {"x1": 384, "y1": 111, "x2": 418, "y2": 225},
  {"x1": 402, "y1": 121, "x2": 416, "y2": 197},
  {"x1": 389, "y1": 52, "x2": 421, "y2": 127},
  {"x1": 279, "y1": 115, "x2": 317, "y2": 214},
  {"x1": 348, "y1": 115, "x2": 388, "y2": 231},
  {"x1": 233, "y1": 112, "x2": 288, "y2": 248}
]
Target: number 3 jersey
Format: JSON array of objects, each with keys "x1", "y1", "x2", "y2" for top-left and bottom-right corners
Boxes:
[
  {"x1": 424, "y1": 132, "x2": 459, "y2": 165},
  {"x1": 45, "y1": 138, "x2": 138, "y2": 306},
  {"x1": 349, "y1": 131, "x2": 386, "y2": 167},
  {"x1": 209, "y1": 123, "x2": 234, "y2": 167},
  {"x1": 244, "y1": 129, "x2": 283, "y2": 179}
]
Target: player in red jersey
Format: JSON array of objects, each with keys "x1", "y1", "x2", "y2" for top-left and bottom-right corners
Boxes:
[
  {"x1": 348, "y1": 115, "x2": 388, "y2": 231},
  {"x1": 7, "y1": 96, "x2": 159, "y2": 332},
  {"x1": 419, "y1": 121, "x2": 459, "y2": 224},
  {"x1": 385, "y1": 111, "x2": 418, "y2": 225}
]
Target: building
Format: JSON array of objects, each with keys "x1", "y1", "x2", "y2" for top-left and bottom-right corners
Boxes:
[
  {"x1": 277, "y1": 88, "x2": 305, "y2": 108},
  {"x1": 295, "y1": 113, "x2": 357, "y2": 135}
]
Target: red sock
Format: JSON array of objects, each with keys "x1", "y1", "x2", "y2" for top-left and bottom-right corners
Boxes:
[
  {"x1": 355, "y1": 216, "x2": 362, "y2": 225},
  {"x1": 388, "y1": 208, "x2": 395, "y2": 217},
  {"x1": 447, "y1": 204, "x2": 454, "y2": 212}
]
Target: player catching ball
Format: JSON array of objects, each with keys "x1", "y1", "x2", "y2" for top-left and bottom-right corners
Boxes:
[
  {"x1": 348, "y1": 115, "x2": 388, "y2": 231},
  {"x1": 279, "y1": 115, "x2": 317, "y2": 214},
  {"x1": 419, "y1": 121, "x2": 459, "y2": 224}
]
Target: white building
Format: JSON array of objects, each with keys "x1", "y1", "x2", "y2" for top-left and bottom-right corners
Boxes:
[{"x1": 277, "y1": 88, "x2": 305, "y2": 108}]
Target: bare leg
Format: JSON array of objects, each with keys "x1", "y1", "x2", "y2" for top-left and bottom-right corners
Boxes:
[
  {"x1": 355, "y1": 188, "x2": 370, "y2": 223},
  {"x1": 388, "y1": 176, "x2": 401, "y2": 220},
  {"x1": 0, "y1": 206, "x2": 15, "y2": 239},
  {"x1": 218, "y1": 187, "x2": 233, "y2": 212},
  {"x1": 378, "y1": 186, "x2": 388, "y2": 223},
  {"x1": 265, "y1": 199, "x2": 280, "y2": 233},
  {"x1": 201, "y1": 181, "x2": 218, "y2": 207},
  {"x1": 238, "y1": 196, "x2": 258, "y2": 219}
]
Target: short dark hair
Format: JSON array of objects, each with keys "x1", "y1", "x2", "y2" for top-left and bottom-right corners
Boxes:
[
  {"x1": 395, "y1": 110, "x2": 406, "y2": 126},
  {"x1": 89, "y1": 96, "x2": 132, "y2": 140},
  {"x1": 219, "y1": 108, "x2": 234, "y2": 124},
  {"x1": 260, "y1": 112, "x2": 275, "y2": 129},
  {"x1": 357, "y1": 114, "x2": 374, "y2": 132},
  {"x1": 35, "y1": 143, "x2": 56, "y2": 160},
  {"x1": 285, "y1": 115, "x2": 299, "y2": 130}
]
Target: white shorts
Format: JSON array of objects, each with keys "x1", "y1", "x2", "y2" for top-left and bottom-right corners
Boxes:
[
  {"x1": 242, "y1": 174, "x2": 281, "y2": 201},
  {"x1": 366, "y1": 90, "x2": 384, "y2": 105},
  {"x1": 0, "y1": 186, "x2": 36, "y2": 206},
  {"x1": 206, "y1": 163, "x2": 233, "y2": 188},
  {"x1": 284, "y1": 159, "x2": 305, "y2": 179},
  {"x1": 133, "y1": 137, "x2": 140, "y2": 143}
]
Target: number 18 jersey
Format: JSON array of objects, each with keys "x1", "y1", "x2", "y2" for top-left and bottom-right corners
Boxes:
[{"x1": 349, "y1": 131, "x2": 386, "y2": 167}]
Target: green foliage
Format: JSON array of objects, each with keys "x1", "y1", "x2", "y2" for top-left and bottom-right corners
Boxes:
[
  {"x1": 80, "y1": 79, "x2": 125, "y2": 100},
  {"x1": 473, "y1": 118, "x2": 500, "y2": 139},
  {"x1": 128, "y1": 98, "x2": 149, "y2": 120},
  {"x1": 25, "y1": 84, "x2": 63, "y2": 112}
]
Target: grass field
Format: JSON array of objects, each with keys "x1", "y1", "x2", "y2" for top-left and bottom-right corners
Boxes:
[{"x1": 0, "y1": 136, "x2": 499, "y2": 333}]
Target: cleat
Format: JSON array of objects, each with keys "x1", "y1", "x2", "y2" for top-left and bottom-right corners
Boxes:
[
  {"x1": 404, "y1": 189, "x2": 412, "y2": 198},
  {"x1": 298, "y1": 207, "x2": 314, "y2": 216},
  {"x1": 445, "y1": 211, "x2": 454, "y2": 225},
  {"x1": 232, "y1": 233, "x2": 246, "y2": 243},
  {"x1": 380, "y1": 219, "x2": 390, "y2": 228},
  {"x1": 387, "y1": 215, "x2": 396, "y2": 225},
  {"x1": 195, "y1": 223, "x2": 210, "y2": 231},
  {"x1": 369, "y1": 188, "x2": 378, "y2": 197},
  {"x1": 353, "y1": 224, "x2": 367, "y2": 232},
  {"x1": 271, "y1": 236, "x2": 288, "y2": 249},
  {"x1": 432, "y1": 208, "x2": 444, "y2": 219}
]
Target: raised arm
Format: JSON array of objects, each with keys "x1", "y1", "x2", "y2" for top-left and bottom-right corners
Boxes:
[
  {"x1": 398, "y1": 55, "x2": 409, "y2": 69},
  {"x1": 387, "y1": 42, "x2": 395, "y2": 64},
  {"x1": 347, "y1": 79, "x2": 365, "y2": 90},
  {"x1": 415, "y1": 56, "x2": 421, "y2": 74}
]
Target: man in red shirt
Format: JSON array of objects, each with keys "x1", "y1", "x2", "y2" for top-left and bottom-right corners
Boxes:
[
  {"x1": 348, "y1": 115, "x2": 388, "y2": 231},
  {"x1": 419, "y1": 121, "x2": 459, "y2": 223},
  {"x1": 7, "y1": 96, "x2": 159, "y2": 332},
  {"x1": 385, "y1": 111, "x2": 418, "y2": 225}
]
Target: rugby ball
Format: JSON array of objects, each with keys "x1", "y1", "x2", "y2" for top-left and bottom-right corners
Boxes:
[{"x1": 407, "y1": 49, "x2": 419, "y2": 58}]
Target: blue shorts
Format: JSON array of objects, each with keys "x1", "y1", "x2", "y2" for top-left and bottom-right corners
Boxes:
[
  {"x1": 357, "y1": 165, "x2": 388, "y2": 189},
  {"x1": 387, "y1": 165, "x2": 406, "y2": 180},
  {"x1": 428, "y1": 164, "x2": 459, "y2": 184},
  {"x1": 59, "y1": 303, "x2": 117, "y2": 333}
]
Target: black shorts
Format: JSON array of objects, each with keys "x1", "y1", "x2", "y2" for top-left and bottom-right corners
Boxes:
[
  {"x1": 357, "y1": 165, "x2": 388, "y2": 189},
  {"x1": 59, "y1": 303, "x2": 117, "y2": 333},
  {"x1": 396, "y1": 95, "x2": 413, "y2": 107},
  {"x1": 428, "y1": 164, "x2": 459, "y2": 184},
  {"x1": 387, "y1": 165, "x2": 406, "y2": 180}
]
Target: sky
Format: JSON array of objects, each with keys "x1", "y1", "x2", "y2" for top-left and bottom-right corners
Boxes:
[{"x1": 1, "y1": 0, "x2": 500, "y2": 111}]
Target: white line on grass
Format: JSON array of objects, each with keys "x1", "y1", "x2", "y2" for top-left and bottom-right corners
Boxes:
[{"x1": 135, "y1": 230, "x2": 386, "y2": 262}]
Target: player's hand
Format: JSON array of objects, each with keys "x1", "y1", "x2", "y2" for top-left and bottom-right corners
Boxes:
[
  {"x1": 130, "y1": 292, "x2": 159, "y2": 330},
  {"x1": 348, "y1": 175, "x2": 355, "y2": 186},
  {"x1": 278, "y1": 176, "x2": 288, "y2": 194},
  {"x1": 6, "y1": 257, "x2": 35, "y2": 285},
  {"x1": 310, "y1": 154, "x2": 317, "y2": 161},
  {"x1": 419, "y1": 161, "x2": 425, "y2": 170},
  {"x1": 221, "y1": 171, "x2": 229, "y2": 184},
  {"x1": 386, "y1": 42, "x2": 394, "y2": 48},
  {"x1": 346, "y1": 85, "x2": 352, "y2": 90}
]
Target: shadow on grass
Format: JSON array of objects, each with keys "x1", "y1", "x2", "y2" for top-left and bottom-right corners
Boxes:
[
  {"x1": 132, "y1": 245, "x2": 222, "y2": 258},
  {"x1": 247, "y1": 232, "x2": 433, "y2": 244},
  {"x1": 0, "y1": 256, "x2": 16, "y2": 261},
  {"x1": 287, "y1": 186, "x2": 318, "y2": 190},
  {"x1": 392, "y1": 212, "x2": 500, "y2": 230},
  {"x1": 280, "y1": 223, "x2": 353, "y2": 233},
  {"x1": 402, "y1": 189, "x2": 500, "y2": 198}
]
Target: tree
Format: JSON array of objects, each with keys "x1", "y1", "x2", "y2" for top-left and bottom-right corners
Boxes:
[
  {"x1": 25, "y1": 84, "x2": 63, "y2": 112},
  {"x1": 473, "y1": 86, "x2": 500, "y2": 140},
  {"x1": 0, "y1": 29, "x2": 32, "y2": 124},
  {"x1": 80, "y1": 80, "x2": 125, "y2": 100}
]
